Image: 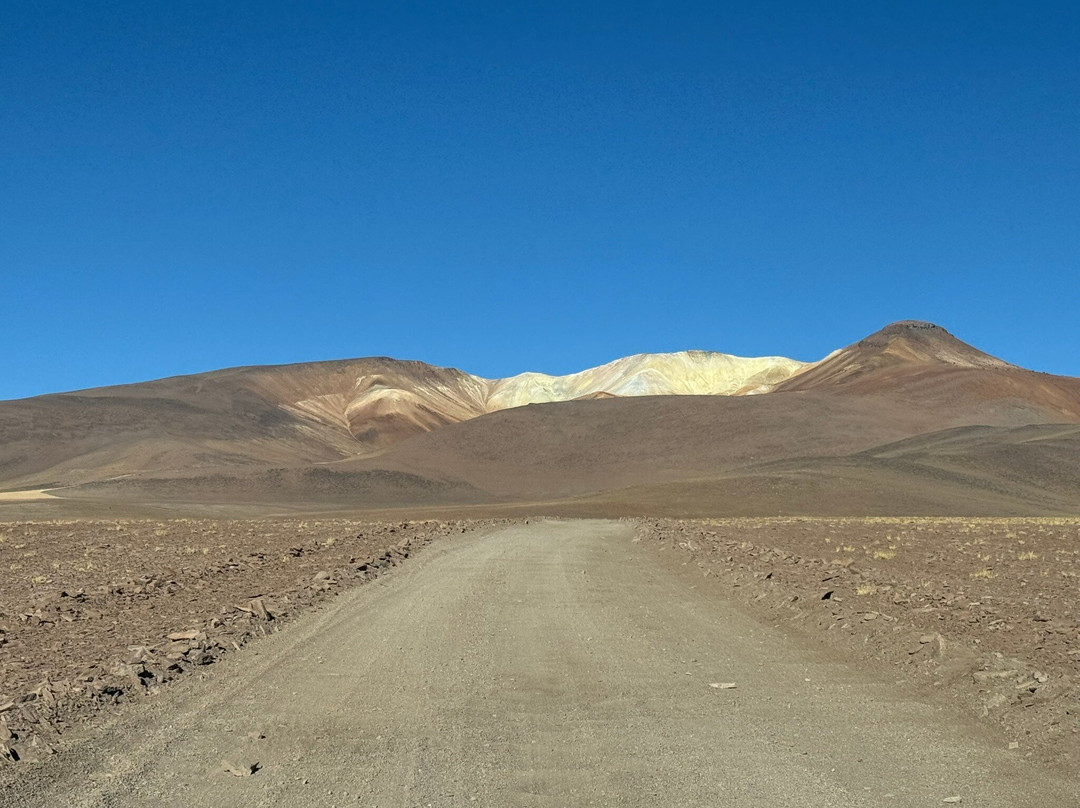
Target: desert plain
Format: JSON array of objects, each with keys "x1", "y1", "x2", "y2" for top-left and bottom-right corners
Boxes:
[{"x1": 1, "y1": 322, "x2": 1079, "y2": 806}]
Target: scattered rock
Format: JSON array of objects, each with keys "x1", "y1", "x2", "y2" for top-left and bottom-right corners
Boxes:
[
  {"x1": 222, "y1": 758, "x2": 260, "y2": 777},
  {"x1": 919, "y1": 633, "x2": 947, "y2": 655},
  {"x1": 247, "y1": 598, "x2": 272, "y2": 622},
  {"x1": 167, "y1": 630, "x2": 201, "y2": 641},
  {"x1": 973, "y1": 670, "x2": 1018, "y2": 684},
  {"x1": 0, "y1": 518, "x2": 490, "y2": 763},
  {"x1": 636, "y1": 517, "x2": 1080, "y2": 768}
]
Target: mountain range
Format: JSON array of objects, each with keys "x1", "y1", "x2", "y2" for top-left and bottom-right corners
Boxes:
[{"x1": 2, "y1": 321, "x2": 1078, "y2": 517}]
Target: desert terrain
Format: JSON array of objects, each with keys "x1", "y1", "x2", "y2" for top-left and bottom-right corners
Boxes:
[
  {"x1": 1, "y1": 321, "x2": 1079, "y2": 805},
  {"x1": 1, "y1": 519, "x2": 1078, "y2": 807},
  {"x1": 2, "y1": 322, "x2": 1079, "y2": 519}
]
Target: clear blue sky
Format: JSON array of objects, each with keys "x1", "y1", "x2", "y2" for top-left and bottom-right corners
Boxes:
[{"x1": 2, "y1": 1, "x2": 1078, "y2": 399}]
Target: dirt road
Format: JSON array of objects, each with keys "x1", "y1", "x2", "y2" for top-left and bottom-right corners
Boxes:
[{"x1": 6, "y1": 520, "x2": 1076, "y2": 807}]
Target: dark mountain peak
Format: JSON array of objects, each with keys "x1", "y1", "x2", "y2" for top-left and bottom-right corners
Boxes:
[
  {"x1": 858, "y1": 321, "x2": 948, "y2": 348},
  {"x1": 853, "y1": 321, "x2": 1008, "y2": 368},
  {"x1": 773, "y1": 321, "x2": 1012, "y2": 394}
]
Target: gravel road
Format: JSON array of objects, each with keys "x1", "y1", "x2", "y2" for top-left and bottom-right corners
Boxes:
[{"x1": 5, "y1": 519, "x2": 1076, "y2": 807}]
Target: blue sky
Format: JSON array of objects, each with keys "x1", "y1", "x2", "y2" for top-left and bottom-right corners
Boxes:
[{"x1": 2, "y1": 1, "x2": 1078, "y2": 399}]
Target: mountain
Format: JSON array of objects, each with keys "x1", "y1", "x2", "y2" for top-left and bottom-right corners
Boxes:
[
  {"x1": 251, "y1": 349, "x2": 810, "y2": 444},
  {"x1": 775, "y1": 321, "x2": 1080, "y2": 422},
  {"x1": 776, "y1": 320, "x2": 1010, "y2": 392},
  {"x1": 0, "y1": 351, "x2": 807, "y2": 491},
  {"x1": 2, "y1": 321, "x2": 1078, "y2": 516},
  {"x1": 486, "y1": 351, "x2": 808, "y2": 407}
]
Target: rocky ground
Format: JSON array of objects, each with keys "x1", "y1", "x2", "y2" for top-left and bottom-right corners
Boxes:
[
  {"x1": 2, "y1": 514, "x2": 1077, "y2": 782},
  {"x1": 6, "y1": 520, "x2": 1078, "y2": 808},
  {"x1": 0, "y1": 518, "x2": 504, "y2": 764},
  {"x1": 634, "y1": 517, "x2": 1080, "y2": 768}
]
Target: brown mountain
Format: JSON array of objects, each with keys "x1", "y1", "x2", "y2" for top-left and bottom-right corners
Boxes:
[
  {"x1": 0, "y1": 358, "x2": 487, "y2": 490},
  {"x1": 777, "y1": 320, "x2": 1010, "y2": 389},
  {"x1": 777, "y1": 321, "x2": 1080, "y2": 421},
  {"x1": 2, "y1": 321, "x2": 1078, "y2": 516}
]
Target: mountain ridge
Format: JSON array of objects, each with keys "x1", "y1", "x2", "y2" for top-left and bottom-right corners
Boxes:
[{"x1": 3, "y1": 320, "x2": 1079, "y2": 517}]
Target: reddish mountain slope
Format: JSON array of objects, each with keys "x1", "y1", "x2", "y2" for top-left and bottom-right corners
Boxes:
[
  {"x1": 777, "y1": 321, "x2": 1080, "y2": 421},
  {"x1": 0, "y1": 358, "x2": 487, "y2": 489}
]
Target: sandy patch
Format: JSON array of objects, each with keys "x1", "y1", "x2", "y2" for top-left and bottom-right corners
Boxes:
[{"x1": 0, "y1": 489, "x2": 57, "y2": 502}]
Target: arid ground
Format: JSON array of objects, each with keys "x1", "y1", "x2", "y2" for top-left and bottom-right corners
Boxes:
[
  {"x1": 2, "y1": 322, "x2": 1079, "y2": 804},
  {"x1": 1, "y1": 517, "x2": 1077, "y2": 806}
]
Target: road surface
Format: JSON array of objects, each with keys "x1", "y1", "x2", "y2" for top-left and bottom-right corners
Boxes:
[{"x1": 5, "y1": 520, "x2": 1076, "y2": 807}]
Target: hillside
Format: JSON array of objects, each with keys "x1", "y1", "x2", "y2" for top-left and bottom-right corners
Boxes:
[
  {"x1": 0, "y1": 351, "x2": 806, "y2": 491},
  {"x1": 2, "y1": 321, "x2": 1079, "y2": 516}
]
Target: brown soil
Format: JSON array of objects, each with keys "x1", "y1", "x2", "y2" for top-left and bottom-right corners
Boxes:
[
  {"x1": 0, "y1": 518, "x2": 504, "y2": 763},
  {"x1": 634, "y1": 517, "x2": 1080, "y2": 768}
]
